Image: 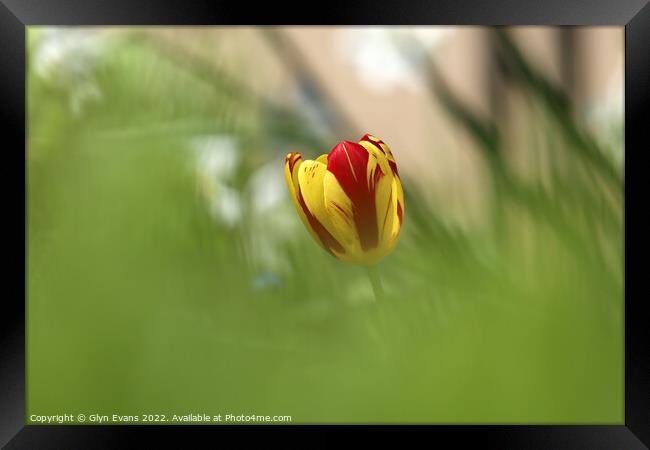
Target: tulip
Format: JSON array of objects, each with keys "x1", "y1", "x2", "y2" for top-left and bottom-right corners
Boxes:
[{"x1": 284, "y1": 134, "x2": 404, "y2": 265}]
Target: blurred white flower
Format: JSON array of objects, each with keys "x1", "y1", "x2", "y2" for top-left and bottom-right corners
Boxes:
[
  {"x1": 192, "y1": 135, "x2": 242, "y2": 227},
  {"x1": 248, "y1": 160, "x2": 285, "y2": 214},
  {"x1": 192, "y1": 136, "x2": 307, "y2": 271},
  {"x1": 246, "y1": 160, "x2": 300, "y2": 271},
  {"x1": 193, "y1": 135, "x2": 240, "y2": 182},
  {"x1": 208, "y1": 185, "x2": 242, "y2": 227},
  {"x1": 584, "y1": 73, "x2": 624, "y2": 165},
  {"x1": 32, "y1": 28, "x2": 114, "y2": 116},
  {"x1": 336, "y1": 27, "x2": 454, "y2": 93}
]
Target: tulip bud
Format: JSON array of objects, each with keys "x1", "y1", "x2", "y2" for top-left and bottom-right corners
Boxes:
[{"x1": 284, "y1": 134, "x2": 404, "y2": 265}]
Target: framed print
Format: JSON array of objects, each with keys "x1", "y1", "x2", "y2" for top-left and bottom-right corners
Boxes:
[{"x1": 1, "y1": 0, "x2": 649, "y2": 448}]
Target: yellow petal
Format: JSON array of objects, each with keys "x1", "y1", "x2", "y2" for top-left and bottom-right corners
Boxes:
[
  {"x1": 323, "y1": 170, "x2": 361, "y2": 255},
  {"x1": 297, "y1": 159, "x2": 329, "y2": 226},
  {"x1": 375, "y1": 167, "x2": 397, "y2": 252},
  {"x1": 359, "y1": 140, "x2": 391, "y2": 176},
  {"x1": 360, "y1": 135, "x2": 404, "y2": 237},
  {"x1": 296, "y1": 159, "x2": 347, "y2": 257},
  {"x1": 323, "y1": 158, "x2": 399, "y2": 265},
  {"x1": 284, "y1": 152, "x2": 303, "y2": 203},
  {"x1": 393, "y1": 173, "x2": 404, "y2": 233}
]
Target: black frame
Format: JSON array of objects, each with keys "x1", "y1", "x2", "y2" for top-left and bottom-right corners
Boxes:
[{"x1": 2, "y1": 0, "x2": 648, "y2": 448}]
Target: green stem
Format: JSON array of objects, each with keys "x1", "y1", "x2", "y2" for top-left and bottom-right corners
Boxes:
[{"x1": 365, "y1": 265, "x2": 385, "y2": 302}]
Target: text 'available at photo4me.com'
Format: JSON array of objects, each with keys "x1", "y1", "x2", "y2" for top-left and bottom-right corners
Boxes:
[{"x1": 29, "y1": 413, "x2": 293, "y2": 424}]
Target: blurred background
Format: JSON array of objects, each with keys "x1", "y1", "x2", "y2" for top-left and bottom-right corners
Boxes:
[{"x1": 27, "y1": 26, "x2": 623, "y2": 423}]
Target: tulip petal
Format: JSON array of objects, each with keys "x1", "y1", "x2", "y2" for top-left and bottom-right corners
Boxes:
[
  {"x1": 360, "y1": 134, "x2": 400, "y2": 178},
  {"x1": 359, "y1": 140, "x2": 390, "y2": 176},
  {"x1": 284, "y1": 152, "x2": 303, "y2": 199},
  {"x1": 323, "y1": 167, "x2": 399, "y2": 264},
  {"x1": 394, "y1": 174, "x2": 404, "y2": 228},
  {"x1": 326, "y1": 141, "x2": 385, "y2": 252},
  {"x1": 285, "y1": 153, "x2": 345, "y2": 256},
  {"x1": 360, "y1": 134, "x2": 404, "y2": 230},
  {"x1": 375, "y1": 167, "x2": 396, "y2": 247},
  {"x1": 322, "y1": 171, "x2": 359, "y2": 248}
]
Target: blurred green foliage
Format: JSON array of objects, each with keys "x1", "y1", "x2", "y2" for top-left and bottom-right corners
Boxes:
[{"x1": 27, "y1": 28, "x2": 622, "y2": 423}]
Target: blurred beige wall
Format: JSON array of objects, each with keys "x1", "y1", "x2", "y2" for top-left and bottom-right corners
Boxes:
[{"x1": 149, "y1": 26, "x2": 623, "y2": 228}]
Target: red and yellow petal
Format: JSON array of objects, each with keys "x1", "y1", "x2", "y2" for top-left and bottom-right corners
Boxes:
[
  {"x1": 284, "y1": 152, "x2": 345, "y2": 257},
  {"x1": 322, "y1": 171, "x2": 359, "y2": 253},
  {"x1": 360, "y1": 133, "x2": 400, "y2": 178},
  {"x1": 323, "y1": 166, "x2": 399, "y2": 264},
  {"x1": 360, "y1": 134, "x2": 404, "y2": 228},
  {"x1": 393, "y1": 172, "x2": 404, "y2": 228},
  {"x1": 326, "y1": 141, "x2": 383, "y2": 252}
]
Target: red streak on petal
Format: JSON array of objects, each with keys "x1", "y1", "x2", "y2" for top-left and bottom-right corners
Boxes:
[
  {"x1": 381, "y1": 188, "x2": 393, "y2": 236},
  {"x1": 388, "y1": 160, "x2": 400, "y2": 177},
  {"x1": 360, "y1": 134, "x2": 400, "y2": 178},
  {"x1": 287, "y1": 152, "x2": 345, "y2": 256},
  {"x1": 331, "y1": 201, "x2": 352, "y2": 223},
  {"x1": 327, "y1": 141, "x2": 384, "y2": 251},
  {"x1": 286, "y1": 152, "x2": 302, "y2": 173},
  {"x1": 360, "y1": 134, "x2": 386, "y2": 155},
  {"x1": 296, "y1": 189, "x2": 345, "y2": 256}
]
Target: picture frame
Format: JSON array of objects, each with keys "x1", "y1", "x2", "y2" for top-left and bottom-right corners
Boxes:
[{"x1": 2, "y1": 0, "x2": 647, "y2": 447}]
